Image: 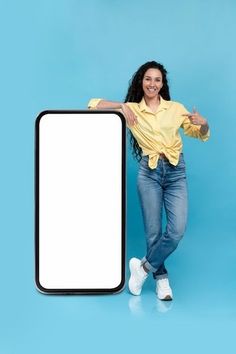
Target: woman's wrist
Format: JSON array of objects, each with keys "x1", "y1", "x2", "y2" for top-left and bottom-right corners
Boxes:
[{"x1": 200, "y1": 120, "x2": 209, "y2": 135}]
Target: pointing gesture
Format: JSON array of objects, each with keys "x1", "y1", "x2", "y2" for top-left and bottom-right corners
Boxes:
[{"x1": 182, "y1": 106, "x2": 207, "y2": 126}]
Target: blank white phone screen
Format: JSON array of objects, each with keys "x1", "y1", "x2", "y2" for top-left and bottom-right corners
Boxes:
[{"x1": 37, "y1": 112, "x2": 124, "y2": 291}]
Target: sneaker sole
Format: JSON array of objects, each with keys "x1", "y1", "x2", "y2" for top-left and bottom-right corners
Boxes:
[
  {"x1": 128, "y1": 277, "x2": 141, "y2": 296},
  {"x1": 128, "y1": 260, "x2": 141, "y2": 296},
  {"x1": 161, "y1": 295, "x2": 173, "y2": 301}
]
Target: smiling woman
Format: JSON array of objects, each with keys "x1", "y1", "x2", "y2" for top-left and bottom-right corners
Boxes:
[
  {"x1": 142, "y1": 69, "x2": 163, "y2": 110},
  {"x1": 88, "y1": 60, "x2": 210, "y2": 301}
]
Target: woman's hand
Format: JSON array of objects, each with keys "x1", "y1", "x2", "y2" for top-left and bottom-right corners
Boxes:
[
  {"x1": 182, "y1": 107, "x2": 208, "y2": 126},
  {"x1": 182, "y1": 107, "x2": 209, "y2": 135},
  {"x1": 120, "y1": 103, "x2": 138, "y2": 126}
]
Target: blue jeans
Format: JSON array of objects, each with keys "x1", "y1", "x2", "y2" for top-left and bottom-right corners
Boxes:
[{"x1": 137, "y1": 153, "x2": 188, "y2": 280}]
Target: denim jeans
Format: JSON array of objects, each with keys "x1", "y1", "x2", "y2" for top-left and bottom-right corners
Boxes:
[{"x1": 137, "y1": 153, "x2": 188, "y2": 280}]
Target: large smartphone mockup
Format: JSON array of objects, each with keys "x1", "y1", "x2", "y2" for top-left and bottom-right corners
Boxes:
[{"x1": 35, "y1": 110, "x2": 126, "y2": 294}]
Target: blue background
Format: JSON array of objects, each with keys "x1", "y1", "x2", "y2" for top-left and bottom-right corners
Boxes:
[{"x1": 1, "y1": 0, "x2": 236, "y2": 353}]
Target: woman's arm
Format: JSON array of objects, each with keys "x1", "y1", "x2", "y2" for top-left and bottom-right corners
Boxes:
[
  {"x1": 180, "y1": 104, "x2": 210, "y2": 141},
  {"x1": 199, "y1": 121, "x2": 209, "y2": 135},
  {"x1": 182, "y1": 109, "x2": 209, "y2": 135},
  {"x1": 88, "y1": 98, "x2": 138, "y2": 126},
  {"x1": 96, "y1": 100, "x2": 124, "y2": 109}
]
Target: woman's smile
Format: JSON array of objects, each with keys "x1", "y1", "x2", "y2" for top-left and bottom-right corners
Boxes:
[{"x1": 142, "y1": 68, "x2": 163, "y2": 98}]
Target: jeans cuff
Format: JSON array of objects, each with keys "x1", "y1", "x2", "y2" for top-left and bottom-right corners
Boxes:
[
  {"x1": 140, "y1": 257, "x2": 157, "y2": 273},
  {"x1": 154, "y1": 273, "x2": 168, "y2": 281}
]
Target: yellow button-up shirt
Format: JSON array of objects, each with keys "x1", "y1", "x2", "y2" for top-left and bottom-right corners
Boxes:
[{"x1": 88, "y1": 97, "x2": 210, "y2": 169}]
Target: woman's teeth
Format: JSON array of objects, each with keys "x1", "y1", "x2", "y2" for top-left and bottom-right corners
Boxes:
[{"x1": 147, "y1": 88, "x2": 156, "y2": 92}]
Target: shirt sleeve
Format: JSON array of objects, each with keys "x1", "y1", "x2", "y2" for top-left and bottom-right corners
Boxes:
[
  {"x1": 180, "y1": 104, "x2": 210, "y2": 142},
  {"x1": 87, "y1": 98, "x2": 103, "y2": 109}
]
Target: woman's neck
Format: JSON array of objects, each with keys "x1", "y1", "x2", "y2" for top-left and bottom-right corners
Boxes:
[{"x1": 144, "y1": 95, "x2": 160, "y2": 111}]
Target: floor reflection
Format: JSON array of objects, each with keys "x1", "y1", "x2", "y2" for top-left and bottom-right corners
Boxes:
[
  {"x1": 155, "y1": 299, "x2": 173, "y2": 313},
  {"x1": 128, "y1": 296, "x2": 145, "y2": 316},
  {"x1": 128, "y1": 294, "x2": 173, "y2": 315}
]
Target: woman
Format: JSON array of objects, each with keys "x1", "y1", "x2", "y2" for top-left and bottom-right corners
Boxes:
[{"x1": 88, "y1": 61, "x2": 210, "y2": 300}]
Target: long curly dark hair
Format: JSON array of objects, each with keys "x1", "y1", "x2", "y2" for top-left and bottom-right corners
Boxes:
[{"x1": 124, "y1": 61, "x2": 171, "y2": 162}]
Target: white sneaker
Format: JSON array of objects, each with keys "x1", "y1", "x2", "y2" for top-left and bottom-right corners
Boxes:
[
  {"x1": 156, "y1": 278, "x2": 173, "y2": 301},
  {"x1": 128, "y1": 258, "x2": 148, "y2": 295}
]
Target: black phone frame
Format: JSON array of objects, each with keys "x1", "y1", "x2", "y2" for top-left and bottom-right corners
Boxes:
[{"x1": 35, "y1": 110, "x2": 126, "y2": 294}]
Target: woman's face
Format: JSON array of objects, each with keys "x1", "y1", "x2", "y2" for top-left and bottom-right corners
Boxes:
[{"x1": 142, "y1": 68, "x2": 163, "y2": 99}]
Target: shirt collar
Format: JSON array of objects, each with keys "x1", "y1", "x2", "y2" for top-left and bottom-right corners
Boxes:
[{"x1": 138, "y1": 95, "x2": 170, "y2": 113}]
